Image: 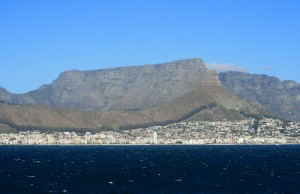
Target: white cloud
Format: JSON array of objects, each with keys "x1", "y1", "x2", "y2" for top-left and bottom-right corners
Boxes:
[{"x1": 207, "y1": 63, "x2": 249, "y2": 73}]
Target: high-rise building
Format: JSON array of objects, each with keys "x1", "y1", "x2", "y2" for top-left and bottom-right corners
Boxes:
[
  {"x1": 153, "y1": 132, "x2": 158, "y2": 144},
  {"x1": 85, "y1": 132, "x2": 91, "y2": 141}
]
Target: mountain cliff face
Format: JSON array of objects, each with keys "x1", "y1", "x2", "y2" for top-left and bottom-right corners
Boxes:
[
  {"x1": 0, "y1": 87, "x2": 14, "y2": 103},
  {"x1": 0, "y1": 58, "x2": 271, "y2": 131},
  {"x1": 219, "y1": 71, "x2": 300, "y2": 122},
  {"x1": 1, "y1": 58, "x2": 222, "y2": 111}
]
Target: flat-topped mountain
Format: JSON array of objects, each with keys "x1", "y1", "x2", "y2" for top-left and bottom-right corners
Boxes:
[
  {"x1": 219, "y1": 71, "x2": 300, "y2": 122},
  {"x1": 0, "y1": 58, "x2": 221, "y2": 111},
  {"x1": 0, "y1": 58, "x2": 271, "y2": 132}
]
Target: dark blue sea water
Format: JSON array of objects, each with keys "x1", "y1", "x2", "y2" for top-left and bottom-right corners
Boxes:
[{"x1": 0, "y1": 145, "x2": 300, "y2": 194}]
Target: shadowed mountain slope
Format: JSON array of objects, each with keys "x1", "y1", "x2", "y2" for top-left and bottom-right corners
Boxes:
[
  {"x1": 0, "y1": 84, "x2": 270, "y2": 132},
  {"x1": 219, "y1": 71, "x2": 300, "y2": 122}
]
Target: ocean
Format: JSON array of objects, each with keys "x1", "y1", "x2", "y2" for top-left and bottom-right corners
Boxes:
[{"x1": 0, "y1": 145, "x2": 299, "y2": 193}]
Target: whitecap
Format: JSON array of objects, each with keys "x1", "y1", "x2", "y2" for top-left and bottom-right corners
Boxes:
[{"x1": 174, "y1": 178, "x2": 182, "y2": 182}]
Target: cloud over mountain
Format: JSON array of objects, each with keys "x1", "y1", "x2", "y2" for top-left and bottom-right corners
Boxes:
[{"x1": 207, "y1": 63, "x2": 248, "y2": 73}]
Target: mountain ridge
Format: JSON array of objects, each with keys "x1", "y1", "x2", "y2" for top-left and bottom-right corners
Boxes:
[
  {"x1": 219, "y1": 71, "x2": 300, "y2": 122},
  {"x1": 0, "y1": 58, "x2": 273, "y2": 132},
  {"x1": 0, "y1": 58, "x2": 216, "y2": 111}
]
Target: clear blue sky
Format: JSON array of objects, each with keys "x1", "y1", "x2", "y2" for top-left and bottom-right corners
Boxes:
[{"x1": 1, "y1": 0, "x2": 300, "y2": 93}]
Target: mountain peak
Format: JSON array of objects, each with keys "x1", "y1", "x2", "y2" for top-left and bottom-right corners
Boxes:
[
  {"x1": 0, "y1": 58, "x2": 287, "y2": 131},
  {"x1": 219, "y1": 71, "x2": 300, "y2": 122}
]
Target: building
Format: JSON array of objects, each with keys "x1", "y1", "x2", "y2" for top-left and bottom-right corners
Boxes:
[{"x1": 153, "y1": 132, "x2": 158, "y2": 144}]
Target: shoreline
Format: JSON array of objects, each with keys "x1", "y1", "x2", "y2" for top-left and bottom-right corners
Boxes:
[{"x1": 0, "y1": 143, "x2": 299, "y2": 146}]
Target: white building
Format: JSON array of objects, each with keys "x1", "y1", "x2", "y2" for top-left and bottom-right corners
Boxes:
[{"x1": 153, "y1": 132, "x2": 158, "y2": 144}]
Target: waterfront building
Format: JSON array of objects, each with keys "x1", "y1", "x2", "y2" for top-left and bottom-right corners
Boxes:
[{"x1": 153, "y1": 132, "x2": 158, "y2": 144}]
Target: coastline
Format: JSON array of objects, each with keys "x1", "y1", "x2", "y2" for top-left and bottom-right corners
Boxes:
[{"x1": 0, "y1": 143, "x2": 298, "y2": 146}]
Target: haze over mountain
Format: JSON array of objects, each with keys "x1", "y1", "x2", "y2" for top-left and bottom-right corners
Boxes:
[{"x1": 0, "y1": 58, "x2": 271, "y2": 132}]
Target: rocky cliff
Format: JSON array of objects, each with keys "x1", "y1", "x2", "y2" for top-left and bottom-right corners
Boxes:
[
  {"x1": 1, "y1": 58, "x2": 222, "y2": 111},
  {"x1": 0, "y1": 58, "x2": 272, "y2": 131},
  {"x1": 219, "y1": 71, "x2": 300, "y2": 122}
]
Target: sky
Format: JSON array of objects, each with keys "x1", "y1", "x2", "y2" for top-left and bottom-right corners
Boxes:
[{"x1": 1, "y1": 0, "x2": 300, "y2": 94}]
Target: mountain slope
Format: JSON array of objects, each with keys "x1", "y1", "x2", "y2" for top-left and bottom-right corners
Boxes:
[
  {"x1": 0, "y1": 58, "x2": 275, "y2": 132},
  {"x1": 219, "y1": 71, "x2": 300, "y2": 122},
  {"x1": 0, "y1": 80, "x2": 271, "y2": 131},
  {"x1": 0, "y1": 58, "x2": 214, "y2": 111}
]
